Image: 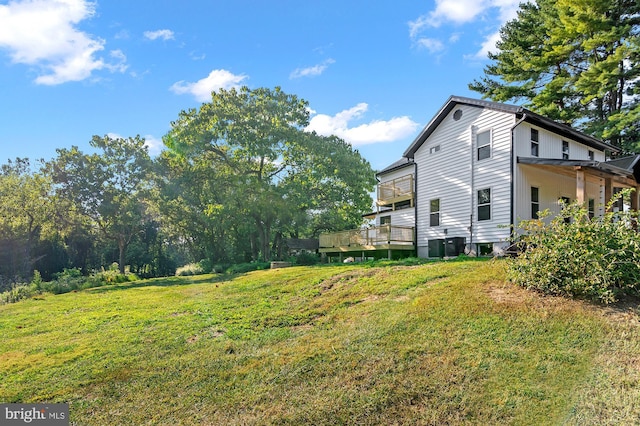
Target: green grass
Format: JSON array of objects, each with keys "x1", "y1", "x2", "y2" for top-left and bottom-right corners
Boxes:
[{"x1": 1, "y1": 259, "x2": 639, "y2": 425}]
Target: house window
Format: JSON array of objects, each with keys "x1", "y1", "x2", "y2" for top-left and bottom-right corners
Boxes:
[
  {"x1": 430, "y1": 199, "x2": 440, "y2": 227},
  {"x1": 588, "y1": 198, "x2": 595, "y2": 219},
  {"x1": 562, "y1": 141, "x2": 569, "y2": 160},
  {"x1": 478, "y1": 188, "x2": 491, "y2": 221},
  {"x1": 430, "y1": 145, "x2": 441, "y2": 154},
  {"x1": 588, "y1": 150, "x2": 595, "y2": 160},
  {"x1": 477, "y1": 130, "x2": 491, "y2": 161},
  {"x1": 560, "y1": 197, "x2": 571, "y2": 223},
  {"x1": 395, "y1": 200, "x2": 412, "y2": 210},
  {"x1": 531, "y1": 128, "x2": 539, "y2": 157},
  {"x1": 380, "y1": 216, "x2": 391, "y2": 225},
  {"x1": 531, "y1": 187, "x2": 540, "y2": 219}
]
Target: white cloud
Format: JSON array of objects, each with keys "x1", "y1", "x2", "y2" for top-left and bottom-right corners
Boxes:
[
  {"x1": 170, "y1": 69, "x2": 248, "y2": 102},
  {"x1": 0, "y1": 0, "x2": 126, "y2": 85},
  {"x1": 415, "y1": 38, "x2": 445, "y2": 54},
  {"x1": 290, "y1": 58, "x2": 335, "y2": 79},
  {"x1": 142, "y1": 135, "x2": 163, "y2": 156},
  {"x1": 306, "y1": 103, "x2": 420, "y2": 146},
  {"x1": 428, "y1": 0, "x2": 489, "y2": 27},
  {"x1": 143, "y1": 29, "x2": 175, "y2": 41},
  {"x1": 466, "y1": 31, "x2": 502, "y2": 60},
  {"x1": 409, "y1": 0, "x2": 522, "y2": 59}
]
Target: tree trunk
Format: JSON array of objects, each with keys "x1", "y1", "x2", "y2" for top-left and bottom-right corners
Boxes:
[{"x1": 118, "y1": 238, "x2": 126, "y2": 274}]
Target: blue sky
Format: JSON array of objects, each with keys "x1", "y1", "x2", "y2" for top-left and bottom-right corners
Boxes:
[{"x1": 0, "y1": 0, "x2": 522, "y2": 171}]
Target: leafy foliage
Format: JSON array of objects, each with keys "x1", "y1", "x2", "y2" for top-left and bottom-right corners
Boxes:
[
  {"x1": 507, "y1": 191, "x2": 640, "y2": 303},
  {"x1": 470, "y1": 0, "x2": 640, "y2": 151},
  {"x1": 160, "y1": 86, "x2": 375, "y2": 263},
  {"x1": 52, "y1": 135, "x2": 153, "y2": 273}
]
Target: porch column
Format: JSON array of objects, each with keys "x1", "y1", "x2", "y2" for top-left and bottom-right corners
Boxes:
[
  {"x1": 604, "y1": 178, "x2": 613, "y2": 211},
  {"x1": 632, "y1": 186, "x2": 640, "y2": 211},
  {"x1": 575, "y1": 168, "x2": 586, "y2": 205}
]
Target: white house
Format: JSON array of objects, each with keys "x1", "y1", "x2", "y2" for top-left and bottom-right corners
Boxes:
[{"x1": 319, "y1": 96, "x2": 640, "y2": 259}]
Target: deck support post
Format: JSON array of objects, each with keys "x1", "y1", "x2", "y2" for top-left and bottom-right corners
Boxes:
[
  {"x1": 604, "y1": 178, "x2": 613, "y2": 211},
  {"x1": 575, "y1": 168, "x2": 586, "y2": 205}
]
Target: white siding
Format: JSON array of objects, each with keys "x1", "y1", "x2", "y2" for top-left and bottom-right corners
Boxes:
[
  {"x1": 514, "y1": 165, "x2": 605, "y2": 223},
  {"x1": 414, "y1": 105, "x2": 515, "y2": 253},
  {"x1": 377, "y1": 164, "x2": 414, "y2": 183},
  {"x1": 514, "y1": 124, "x2": 606, "y2": 161},
  {"x1": 376, "y1": 208, "x2": 414, "y2": 227}
]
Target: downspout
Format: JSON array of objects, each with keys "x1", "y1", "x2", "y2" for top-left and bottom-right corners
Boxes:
[
  {"x1": 510, "y1": 113, "x2": 528, "y2": 234},
  {"x1": 470, "y1": 126, "x2": 475, "y2": 251},
  {"x1": 411, "y1": 158, "x2": 417, "y2": 257}
]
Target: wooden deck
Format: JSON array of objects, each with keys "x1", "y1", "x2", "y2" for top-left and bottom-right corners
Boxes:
[
  {"x1": 377, "y1": 174, "x2": 414, "y2": 206},
  {"x1": 319, "y1": 225, "x2": 415, "y2": 254}
]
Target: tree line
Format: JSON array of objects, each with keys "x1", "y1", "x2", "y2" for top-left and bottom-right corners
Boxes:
[{"x1": 0, "y1": 87, "x2": 376, "y2": 289}]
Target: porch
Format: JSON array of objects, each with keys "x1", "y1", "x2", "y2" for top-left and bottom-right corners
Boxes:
[
  {"x1": 518, "y1": 156, "x2": 640, "y2": 211},
  {"x1": 319, "y1": 225, "x2": 415, "y2": 260}
]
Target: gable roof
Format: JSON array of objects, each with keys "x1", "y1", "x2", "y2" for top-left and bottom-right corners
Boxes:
[
  {"x1": 403, "y1": 96, "x2": 620, "y2": 158},
  {"x1": 376, "y1": 157, "x2": 414, "y2": 177}
]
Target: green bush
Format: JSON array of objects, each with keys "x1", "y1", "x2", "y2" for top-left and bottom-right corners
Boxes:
[
  {"x1": 175, "y1": 263, "x2": 205, "y2": 276},
  {"x1": 508, "y1": 191, "x2": 640, "y2": 303},
  {"x1": 198, "y1": 259, "x2": 214, "y2": 274},
  {"x1": 44, "y1": 268, "x2": 85, "y2": 294},
  {"x1": 226, "y1": 262, "x2": 270, "y2": 274},
  {"x1": 87, "y1": 268, "x2": 138, "y2": 287},
  {"x1": 0, "y1": 282, "x2": 38, "y2": 304},
  {"x1": 293, "y1": 252, "x2": 320, "y2": 266}
]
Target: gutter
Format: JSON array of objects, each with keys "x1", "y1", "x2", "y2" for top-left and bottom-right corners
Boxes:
[{"x1": 510, "y1": 113, "x2": 528, "y2": 233}]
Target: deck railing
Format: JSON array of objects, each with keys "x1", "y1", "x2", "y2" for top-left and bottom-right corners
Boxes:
[
  {"x1": 377, "y1": 174, "x2": 414, "y2": 205},
  {"x1": 319, "y1": 225, "x2": 415, "y2": 249}
]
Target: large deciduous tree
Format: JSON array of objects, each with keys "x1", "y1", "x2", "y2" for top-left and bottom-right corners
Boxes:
[
  {"x1": 162, "y1": 86, "x2": 375, "y2": 262},
  {"x1": 0, "y1": 158, "x2": 57, "y2": 284},
  {"x1": 470, "y1": 0, "x2": 640, "y2": 152},
  {"x1": 52, "y1": 135, "x2": 152, "y2": 273}
]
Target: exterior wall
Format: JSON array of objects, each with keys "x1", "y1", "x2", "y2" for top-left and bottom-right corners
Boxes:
[
  {"x1": 512, "y1": 122, "x2": 608, "y2": 227},
  {"x1": 377, "y1": 164, "x2": 414, "y2": 184},
  {"x1": 513, "y1": 123, "x2": 607, "y2": 160},
  {"x1": 376, "y1": 208, "x2": 414, "y2": 227},
  {"x1": 514, "y1": 164, "x2": 605, "y2": 224},
  {"x1": 414, "y1": 104, "x2": 515, "y2": 257},
  {"x1": 375, "y1": 163, "x2": 415, "y2": 228}
]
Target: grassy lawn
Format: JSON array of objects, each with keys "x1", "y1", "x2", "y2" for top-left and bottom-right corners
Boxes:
[{"x1": 1, "y1": 259, "x2": 639, "y2": 425}]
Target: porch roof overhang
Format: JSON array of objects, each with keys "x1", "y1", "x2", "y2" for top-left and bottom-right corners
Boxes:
[{"x1": 517, "y1": 156, "x2": 640, "y2": 187}]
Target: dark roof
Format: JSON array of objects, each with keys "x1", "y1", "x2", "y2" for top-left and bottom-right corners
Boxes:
[
  {"x1": 518, "y1": 155, "x2": 640, "y2": 180},
  {"x1": 377, "y1": 157, "x2": 414, "y2": 176},
  {"x1": 403, "y1": 96, "x2": 620, "y2": 158},
  {"x1": 605, "y1": 155, "x2": 640, "y2": 171}
]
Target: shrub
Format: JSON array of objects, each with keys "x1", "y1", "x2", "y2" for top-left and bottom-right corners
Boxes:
[
  {"x1": 507, "y1": 191, "x2": 640, "y2": 303},
  {"x1": 293, "y1": 252, "x2": 320, "y2": 266},
  {"x1": 198, "y1": 258, "x2": 214, "y2": 274},
  {"x1": 226, "y1": 262, "x2": 270, "y2": 274},
  {"x1": 175, "y1": 263, "x2": 205, "y2": 276},
  {"x1": 0, "y1": 282, "x2": 38, "y2": 304},
  {"x1": 43, "y1": 268, "x2": 85, "y2": 294},
  {"x1": 86, "y1": 268, "x2": 139, "y2": 288}
]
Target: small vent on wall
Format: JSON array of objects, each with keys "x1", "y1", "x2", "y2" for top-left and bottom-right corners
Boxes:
[{"x1": 453, "y1": 109, "x2": 463, "y2": 121}]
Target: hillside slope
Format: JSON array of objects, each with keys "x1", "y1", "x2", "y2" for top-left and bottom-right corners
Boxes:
[{"x1": 1, "y1": 260, "x2": 638, "y2": 425}]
